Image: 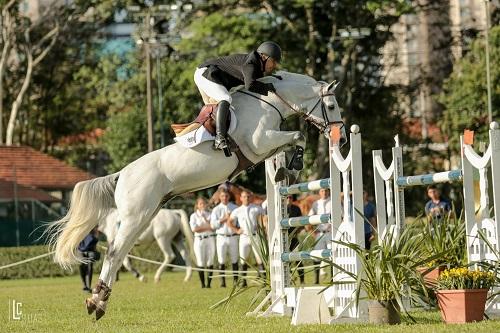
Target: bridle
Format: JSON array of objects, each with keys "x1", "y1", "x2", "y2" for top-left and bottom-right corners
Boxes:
[
  {"x1": 236, "y1": 86, "x2": 345, "y2": 134},
  {"x1": 272, "y1": 89, "x2": 345, "y2": 135}
]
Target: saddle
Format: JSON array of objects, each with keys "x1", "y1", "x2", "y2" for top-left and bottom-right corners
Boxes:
[
  {"x1": 170, "y1": 104, "x2": 230, "y2": 137},
  {"x1": 171, "y1": 102, "x2": 252, "y2": 180}
]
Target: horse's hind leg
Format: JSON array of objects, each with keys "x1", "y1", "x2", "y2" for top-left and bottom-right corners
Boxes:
[
  {"x1": 174, "y1": 237, "x2": 192, "y2": 282},
  {"x1": 122, "y1": 256, "x2": 147, "y2": 282},
  {"x1": 86, "y1": 212, "x2": 152, "y2": 320},
  {"x1": 154, "y1": 236, "x2": 175, "y2": 283}
]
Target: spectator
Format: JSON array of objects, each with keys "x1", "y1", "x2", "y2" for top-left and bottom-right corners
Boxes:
[
  {"x1": 425, "y1": 185, "x2": 452, "y2": 222},
  {"x1": 229, "y1": 190, "x2": 265, "y2": 287},
  {"x1": 78, "y1": 227, "x2": 100, "y2": 293},
  {"x1": 363, "y1": 191, "x2": 376, "y2": 250},
  {"x1": 210, "y1": 188, "x2": 238, "y2": 287},
  {"x1": 190, "y1": 197, "x2": 215, "y2": 288}
]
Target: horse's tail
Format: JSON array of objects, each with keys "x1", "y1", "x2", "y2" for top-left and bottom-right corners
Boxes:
[
  {"x1": 48, "y1": 173, "x2": 119, "y2": 269},
  {"x1": 173, "y1": 209, "x2": 194, "y2": 280}
]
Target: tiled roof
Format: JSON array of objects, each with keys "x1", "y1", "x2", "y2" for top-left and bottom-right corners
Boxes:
[
  {"x1": 0, "y1": 146, "x2": 94, "y2": 190},
  {"x1": 0, "y1": 178, "x2": 60, "y2": 202}
]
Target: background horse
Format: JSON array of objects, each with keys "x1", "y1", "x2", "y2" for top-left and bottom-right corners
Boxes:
[
  {"x1": 48, "y1": 71, "x2": 345, "y2": 320},
  {"x1": 99, "y1": 209, "x2": 194, "y2": 283}
]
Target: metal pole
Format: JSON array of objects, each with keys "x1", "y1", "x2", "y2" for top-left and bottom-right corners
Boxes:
[
  {"x1": 156, "y1": 53, "x2": 165, "y2": 147},
  {"x1": 146, "y1": 39, "x2": 154, "y2": 152},
  {"x1": 484, "y1": 0, "x2": 492, "y2": 123}
]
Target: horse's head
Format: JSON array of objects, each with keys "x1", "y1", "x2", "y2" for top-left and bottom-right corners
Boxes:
[{"x1": 270, "y1": 72, "x2": 347, "y2": 145}]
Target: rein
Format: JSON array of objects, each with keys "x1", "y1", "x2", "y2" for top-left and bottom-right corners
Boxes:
[{"x1": 235, "y1": 87, "x2": 345, "y2": 134}]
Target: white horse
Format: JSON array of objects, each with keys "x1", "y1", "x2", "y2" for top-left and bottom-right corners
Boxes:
[
  {"x1": 99, "y1": 209, "x2": 194, "y2": 283},
  {"x1": 49, "y1": 71, "x2": 345, "y2": 320}
]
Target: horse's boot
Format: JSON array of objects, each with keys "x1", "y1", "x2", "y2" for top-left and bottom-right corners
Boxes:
[{"x1": 214, "y1": 100, "x2": 232, "y2": 157}]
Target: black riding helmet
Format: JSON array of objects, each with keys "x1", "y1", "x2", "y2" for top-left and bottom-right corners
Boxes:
[{"x1": 257, "y1": 41, "x2": 282, "y2": 63}]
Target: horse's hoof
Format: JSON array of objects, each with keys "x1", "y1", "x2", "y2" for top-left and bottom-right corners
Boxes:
[
  {"x1": 95, "y1": 308, "x2": 105, "y2": 321},
  {"x1": 274, "y1": 167, "x2": 286, "y2": 182},
  {"x1": 85, "y1": 298, "x2": 97, "y2": 315},
  {"x1": 139, "y1": 275, "x2": 147, "y2": 283},
  {"x1": 154, "y1": 278, "x2": 160, "y2": 283}
]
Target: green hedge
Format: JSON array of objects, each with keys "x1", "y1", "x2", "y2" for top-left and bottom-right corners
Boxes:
[{"x1": 0, "y1": 242, "x2": 185, "y2": 280}]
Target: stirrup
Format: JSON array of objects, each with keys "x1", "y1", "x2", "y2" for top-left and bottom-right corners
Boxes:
[{"x1": 214, "y1": 136, "x2": 232, "y2": 157}]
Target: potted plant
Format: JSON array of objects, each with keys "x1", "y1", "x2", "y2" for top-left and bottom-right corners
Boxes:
[
  {"x1": 418, "y1": 213, "x2": 467, "y2": 286},
  {"x1": 330, "y1": 223, "x2": 441, "y2": 324},
  {"x1": 435, "y1": 267, "x2": 495, "y2": 323}
]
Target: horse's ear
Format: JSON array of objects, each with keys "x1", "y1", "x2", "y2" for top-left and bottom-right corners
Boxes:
[{"x1": 326, "y1": 80, "x2": 340, "y2": 92}]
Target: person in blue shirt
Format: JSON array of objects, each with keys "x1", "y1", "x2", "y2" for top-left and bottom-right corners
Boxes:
[
  {"x1": 363, "y1": 191, "x2": 376, "y2": 250},
  {"x1": 78, "y1": 227, "x2": 100, "y2": 293},
  {"x1": 425, "y1": 185, "x2": 452, "y2": 222}
]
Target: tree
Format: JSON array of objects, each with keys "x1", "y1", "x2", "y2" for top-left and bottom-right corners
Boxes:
[
  {"x1": 0, "y1": 1, "x2": 120, "y2": 146},
  {"x1": 439, "y1": 25, "x2": 500, "y2": 153}
]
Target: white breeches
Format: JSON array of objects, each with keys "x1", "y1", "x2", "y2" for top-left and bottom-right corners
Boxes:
[
  {"x1": 194, "y1": 236, "x2": 216, "y2": 267},
  {"x1": 194, "y1": 67, "x2": 232, "y2": 103},
  {"x1": 239, "y1": 234, "x2": 262, "y2": 265},
  {"x1": 216, "y1": 234, "x2": 239, "y2": 264}
]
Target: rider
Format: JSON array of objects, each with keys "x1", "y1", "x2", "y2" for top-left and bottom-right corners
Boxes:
[{"x1": 194, "y1": 41, "x2": 282, "y2": 154}]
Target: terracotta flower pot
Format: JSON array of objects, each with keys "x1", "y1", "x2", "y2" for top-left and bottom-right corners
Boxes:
[
  {"x1": 368, "y1": 300, "x2": 400, "y2": 325},
  {"x1": 417, "y1": 266, "x2": 445, "y2": 287},
  {"x1": 436, "y1": 289, "x2": 488, "y2": 323}
]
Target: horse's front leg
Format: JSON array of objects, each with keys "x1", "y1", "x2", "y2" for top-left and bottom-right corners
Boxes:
[
  {"x1": 253, "y1": 130, "x2": 305, "y2": 182},
  {"x1": 253, "y1": 130, "x2": 305, "y2": 156}
]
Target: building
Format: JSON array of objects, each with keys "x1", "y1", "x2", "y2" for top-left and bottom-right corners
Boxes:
[
  {"x1": 0, "y1": 146, "x2": 94, "y2": 246},
  {"x1": 382, "y1": 0, "x2": 496, "y2": 139}
]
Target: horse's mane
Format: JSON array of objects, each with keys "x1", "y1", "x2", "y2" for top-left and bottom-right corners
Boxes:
[
  {"x1": 230, "y1": 70, "x2": 319, "y2": 96},
  {"x1": 260, "y1": 70, "x2": 318, "y2": 86}
]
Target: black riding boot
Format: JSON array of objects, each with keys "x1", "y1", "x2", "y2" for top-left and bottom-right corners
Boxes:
[
  {"x1": 207, "y1": 265, "x2": 213, "y2": 288},
  {"x1": 241, "y1": 263, "x2": 248, "y2": 287},
  {"x1": 198, "y1": 271, "x2": 206, "y2": 288},
  {"x1": 314, "y1": 261, "x2": 320, "y2": 284},
  {"x1": 79, "y1": 263, "x2": 89, "y2": 290},
  {"x1": 219, "y1": 264, "x2": 226, "y2": 288},
  {"x1": 214, "y1": 100, "x2": 231, "y2": 157},
  {"x1": 232, "y1": 263, "x2": 239, "y2": 284}
]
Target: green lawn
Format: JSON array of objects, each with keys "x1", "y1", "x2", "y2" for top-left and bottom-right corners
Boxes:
[{"x1": 1, "y1": 272, "x2": 500, "y2": 333}]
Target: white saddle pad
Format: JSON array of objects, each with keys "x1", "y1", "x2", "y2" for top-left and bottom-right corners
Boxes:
[{"x1": 174, "y1": 109, "x2": 237, "y2": 148}]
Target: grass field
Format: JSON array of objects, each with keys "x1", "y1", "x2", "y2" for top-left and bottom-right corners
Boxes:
[{"x1": 1, "y1": 271, "x2": 500, "y2": 333}]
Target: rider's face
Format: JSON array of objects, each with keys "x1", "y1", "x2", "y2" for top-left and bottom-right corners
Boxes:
[{"x1": 264, "y1": 57, "x2": 278, "y2": 74}]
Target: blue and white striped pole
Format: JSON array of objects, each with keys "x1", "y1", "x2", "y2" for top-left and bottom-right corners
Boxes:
[{"x1": 396, "y1": 169, "x2": 462, "y2": 188}]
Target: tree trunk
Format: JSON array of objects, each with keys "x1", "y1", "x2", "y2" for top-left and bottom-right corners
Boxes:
[
  {"x1": 6, "y1": 48, "x2": 32, "y2": 145},
  {"x1": 0, "y1": 0, "x2": 16, "y2": 144}
]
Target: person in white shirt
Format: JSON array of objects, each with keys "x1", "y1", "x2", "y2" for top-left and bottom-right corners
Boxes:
[
  {"x1": 210, "y1": 189, "x2": 238, "y2": 287},
  {"x1": 308, "y1": 188, "x2": 331, "y2": 284},
  {"x1": 229, "y1": 190, "x2": 265, "y2": 287},
  {"x1": 189, "y1": 197, "x2": 215, "y2": 288}
]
